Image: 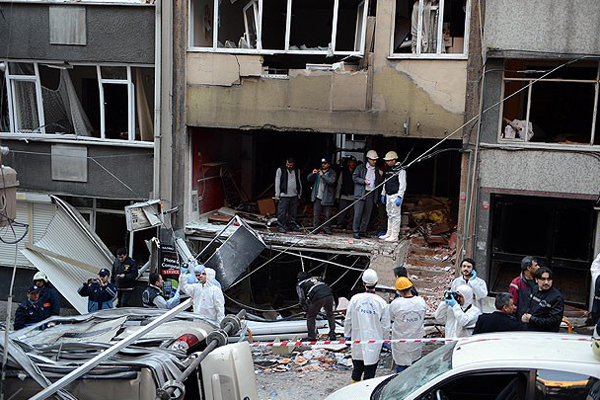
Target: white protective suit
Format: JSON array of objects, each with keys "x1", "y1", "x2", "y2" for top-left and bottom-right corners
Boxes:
[
  {"x1": 450, "y1": 275, "x2": 488, "y2": 311},
  {"x1": 434, "y1": 285, "x2": 481, "y2": 338},
  {"x1": 344, "y1": 292, "x2": 391, "y2": 366},
  {"x1": 382, "y1": 169, "x2": 407, "y2": 227},
  {"x1": 389, "y1": 295, "x2": 427, "y2": 367},
  {"x1": 179, "y1": 267, "x2": 225, "y2": 326}
]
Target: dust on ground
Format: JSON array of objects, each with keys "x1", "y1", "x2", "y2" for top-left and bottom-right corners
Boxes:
[{"x1": 252, "y1": 345, "x2": 397, "y2": 400}]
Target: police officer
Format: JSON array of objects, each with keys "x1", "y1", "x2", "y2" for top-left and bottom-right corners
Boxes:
[
  {"x1": 78, "y1": 268, "x2": 118, "y2": 312},
  {"x1": 14, "y1": 285, "x2": 43, "y2": 330},
  {"x1": 142, "y1": 273, "x2": 180, "y2": 309},
  {"x1": 296, "y1": 271, "x2": 337, "y2": 341},
  {"x1": 111, "y1": 248, "x2": 138, "y2": 307}
]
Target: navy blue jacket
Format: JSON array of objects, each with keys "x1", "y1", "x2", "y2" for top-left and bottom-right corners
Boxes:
[
  {"x1": 111, "y1": 257, "x2": 138, "y2": 289},
  {"x1": 14, "y1": 300, "x2": 43, "y2": 330},
  {"x1": 38, "y1": 285, "x2": 60, "y2": 320},
  {"x1": 78, "y1": 281, "x2": 117, "y2": 312}
]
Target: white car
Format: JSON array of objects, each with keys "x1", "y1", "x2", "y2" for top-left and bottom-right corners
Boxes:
[{"x1": 325, "y1": 332, "x2": 600, "y2": 400}]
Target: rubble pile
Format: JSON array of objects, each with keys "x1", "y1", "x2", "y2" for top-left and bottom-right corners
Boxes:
[{"x1": 252, "y1": 346, "x2": 353, "y2": 374}]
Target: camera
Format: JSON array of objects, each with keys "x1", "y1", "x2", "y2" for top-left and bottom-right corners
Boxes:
[{"x1": 444, "y1": 291, "x2": 459, "y2": 300}]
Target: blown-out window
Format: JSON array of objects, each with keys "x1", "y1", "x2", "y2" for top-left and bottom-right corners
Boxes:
[
  {"x1": 391, "y1": 0, "x2": 469, "y2": 58},
  {"x1": 189, "y1": 0, "x2": 370, "y2": 56}
]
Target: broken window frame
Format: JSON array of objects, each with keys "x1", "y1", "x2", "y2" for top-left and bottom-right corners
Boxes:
[
  {"x1": 498, "y1": 62, "x2": 600, "y2": 146},
  {"x1": 188, "y1": 0, "x2": 370, "y2": 56},
  {"x1": 1, "y1": 60, "x2": 152, "y2": 143},
  {"x1": 389, "y1": 0, "x2": 471, "y2": 59}
]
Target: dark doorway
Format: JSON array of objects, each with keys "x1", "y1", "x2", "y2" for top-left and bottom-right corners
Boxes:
[{"x1": 489, "y1": 194, "x2": 596, "y2": 306}]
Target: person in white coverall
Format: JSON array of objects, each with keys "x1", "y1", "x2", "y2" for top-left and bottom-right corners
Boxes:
[
  {"x1": 379, "y1": 151, "x2": 407, "y2": 242},
  {"x1": 344, "y1": 269, "x2": 390, "y2": 382},
  {"x1": 434, "y1": 284, "x2": 481, "y2": 338},
  {"x1": 388, "y1": 276, "x2": 427, "y2": 372},
  {"x1": 179, "y1": 267, "x2": 225, "y2": 326},
  {"x1": 450, "y1": 258, "x2": 488, "y2": 311}
]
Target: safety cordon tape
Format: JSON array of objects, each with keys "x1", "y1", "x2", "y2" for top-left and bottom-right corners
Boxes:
[{"x1": 248, "y1": 336, "x2": 593, "y2": 347}]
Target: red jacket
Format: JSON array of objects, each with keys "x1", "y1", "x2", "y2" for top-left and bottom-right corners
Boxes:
[{"x1": 509, "y1": 274, "x2": 536, "y2": 319}]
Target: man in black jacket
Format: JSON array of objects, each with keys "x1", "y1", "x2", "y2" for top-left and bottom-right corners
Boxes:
[
  {"x1": 33, "y1": 271, "x2": 60, "y2": 320},
  {"x1": 111, "y1": 248, "x2": 138, "y2": 307},
  {"x1": 474, "y1": 292, "x2": 524, "y2": 334},
  {"x1": 521, "y1": 268, "x2": 564, "y2": 332},
  {"x1": 296, "y1": 271, "x2": 337, "y2": 341},
  {"x1": 14, "y1": 285, "x2": 43, "y2": 330}
]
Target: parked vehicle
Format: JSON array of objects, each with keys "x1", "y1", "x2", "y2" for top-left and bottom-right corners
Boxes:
[
  {"x1": 5, "y1": 308, "x2": 258, "y2": 400},
  {"x1": 325, "y1": 332, "x2": 600, "y2": 400}
]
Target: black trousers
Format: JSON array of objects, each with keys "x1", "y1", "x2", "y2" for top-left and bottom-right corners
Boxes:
[
  {"x1": 351, "y1": 359, "x2": 378, "y2": 381},
  {"x1": 306, "y1": 295, "x2": 336, "y2": 339},
  {"x1": 353, "y1": 192, "x2": 375, "y2": 234},
  {"x1": 117, "y1": 289, "x2": 134, "y2": 307},
  {"x1": 336, "y1": 198, "x2": 354, "y2": 229},
  {"x1": 277, "y1": 196, "x2": 298, "y2": 229}
]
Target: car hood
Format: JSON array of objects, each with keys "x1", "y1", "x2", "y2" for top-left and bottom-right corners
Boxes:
[{"x1": 324, "y1": 375, "x2": 390, "y2": 400}]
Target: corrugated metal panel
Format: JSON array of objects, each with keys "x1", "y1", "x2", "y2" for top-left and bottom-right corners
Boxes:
[{"x1": 21, "y1": 199, "x2": 114, "y2": 314}]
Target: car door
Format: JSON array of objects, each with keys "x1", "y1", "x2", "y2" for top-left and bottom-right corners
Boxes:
[
  {"x1": 533, "y1": 369, "x2": 599, "y2": 400},
  {"x1": 414, "y1": 370, "x2": 533, "y2": 400}
]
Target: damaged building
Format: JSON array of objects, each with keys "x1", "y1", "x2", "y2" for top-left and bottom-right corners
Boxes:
[
  {"x1": 156, "y1": 0, "x2": 473, "y2": 311},
  {"x1": 461, "y1": 0, "x2": 600, "y2": 309},
  {"x1": 0, "y1": 0, "x2": 162, "y2": 312}
]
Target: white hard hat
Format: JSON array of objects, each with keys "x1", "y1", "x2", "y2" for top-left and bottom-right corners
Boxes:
[
  {"x1": 383, "y1": 151, "x2": 398, "y2": 161},
  {"x1": 362, "y1": 269, "x2": 378, "y2": 286},
  {"x1": 366, "y1": 150, "x2": 379, "y2": 160},
  {"x1": 33, "y1": 271, "x2": 48, "y2": 283}
]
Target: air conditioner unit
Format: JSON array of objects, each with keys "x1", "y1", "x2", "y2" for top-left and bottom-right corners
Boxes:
[{"x1": 0, "y1": 165, "x2": 19, "y2": 227}]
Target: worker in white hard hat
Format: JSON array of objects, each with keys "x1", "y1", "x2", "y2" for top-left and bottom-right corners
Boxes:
[
  {"x1": 379, "y1": 151, "x2": 407, "y2": 242},
  {"x1": 344, "y1": 268, "x2": 390, "y2": 382},
  {"x1": 351, "y1": 150, "x2": 381, "y2": 239},
  {"x1": 389, "y1": 277, "x2": 427, "y2": 372},
  {"x1": 32, "y1": 271, "x2": 60, "y2": 320}
]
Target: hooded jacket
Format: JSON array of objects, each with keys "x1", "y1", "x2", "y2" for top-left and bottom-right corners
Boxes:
[
  {"x1": 450, "y1": 275, "x2": 488, "y2": 312},
  {"x1": 434, "y1": 285, "x2": 482, "y2": 338},
  {"x1": 179, "y1": 267, "x2": 225, "y2": 325},
  {"x1": 344, "y1": 291, "x2": 391, "y2": 365}
]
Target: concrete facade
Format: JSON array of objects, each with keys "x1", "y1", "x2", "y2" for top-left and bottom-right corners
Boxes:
[
  {"x1": 484, "y1": 0, "x2": 600, "y2": 56},
  {"x1": 0, "y1": 3, "x2": 155, "y2": 64},
  {"x1": 185, "y1": 0, "x2": 468, "y2": 139}
]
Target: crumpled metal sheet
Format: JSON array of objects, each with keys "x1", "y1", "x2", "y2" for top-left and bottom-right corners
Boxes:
[{"x1": 205, "y1": 217, "x2": 266, "y2": 290}]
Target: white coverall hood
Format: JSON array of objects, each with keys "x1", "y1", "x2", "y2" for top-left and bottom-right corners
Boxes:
[
  {"x1": 205, "y1": 268, "x2": 217, "y2": 286},
  {"x1": 456, "y1": 285, "x2": 474, "y2": 308}
]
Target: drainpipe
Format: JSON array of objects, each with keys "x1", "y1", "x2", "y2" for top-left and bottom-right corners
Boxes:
[{"x1": 153, "y1": 0, "x2": 162, "y2": 198}]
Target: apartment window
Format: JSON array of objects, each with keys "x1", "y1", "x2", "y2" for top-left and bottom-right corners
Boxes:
[
  {"x1": 189, "y1": 0, "x2": 370, "y2": 56},
  {"x1": 391, "y1": 0, "x2": 469, "y2": 58},
  {"x1": 500, "y1": 59, "x2": 600, "y2": 146},
  {"x1": 1, "y1": 60, "x2": 154, "y2": 142}
]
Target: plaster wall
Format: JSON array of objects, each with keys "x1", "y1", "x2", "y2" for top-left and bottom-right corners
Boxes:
[
  {"x1": 479, "y1": 148, "x2": 600, "y2": 198},
  {"x1": 1, "y1": 140, "x2": 153, "y2": 200},
  {"x1": 0, "y1": 4, "x2": 155, "y2": 64},
  {"x1": 484, "y1": 0, "x2": 600, "y2": 56},
  {"x1": 186, "y1": 0, "x2": 467, "y2": 138}
]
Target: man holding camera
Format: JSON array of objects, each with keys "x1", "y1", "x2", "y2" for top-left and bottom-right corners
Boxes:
[
  {"x1": 78, "y1": 268, "x2": 118, "y2": 312},
  {"x1": 434, "y1": 285, "x2": 481, "y2": 338},
  {"x1": 307, "y1": 158, "x2": 337, "y2": 235},
  {"x1": 450, "y1": 258, "x2": 488, "y2": 311}
]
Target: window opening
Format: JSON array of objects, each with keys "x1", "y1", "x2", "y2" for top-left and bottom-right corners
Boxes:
[
  {"x1": 261, "y1": 0, "x2": 288, "y2": 50},
  {"x1": 218, "y1": 0, "x2": 257, "y2": 49},
  {"x1": 392, "y1": 0, "x2": 469, "y2": 56},
  {"x1": 289, "y1": 0, "x2": 335, "y2": 51},
  {"x1": 190, "y1": 0, "x2": 214, "y2": 47},
  {"x1": 500, "y1": 59, "x2": 600, "y2": 145},
  {"x1": 335, "y1": 0, "x2": 366, "y2": 52},
  {"x1": 5, "y1": 62, "x2": 44, "y2": 133}
]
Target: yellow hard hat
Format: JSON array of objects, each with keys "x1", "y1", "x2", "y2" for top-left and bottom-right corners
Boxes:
[
  {"x1": 395, "y1": 276, "x2": 413, "y2": 291},
  {"x1": 383, "y1": 151, "x2": 398, "y2": 161}
]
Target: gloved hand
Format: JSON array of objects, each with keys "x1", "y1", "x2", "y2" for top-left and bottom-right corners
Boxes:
[
  {"x1": 381, "y1": 195, "x2": 386, "y2": 204},
  {"x1": 382, "y1": 342, "x2": 391, "y2": 350},
  {"x1": 445, "y1": 295, "x2": 458, "y2": 307},
  {"x1": 470, "y1": 270, "x2": 477, "y2": 280},
  {"x1": 344, "y1": 337, "x2": 352, "y2": 342},
  {"x1": 395, "y1": 196, "x2": 402, "y2": 206}
]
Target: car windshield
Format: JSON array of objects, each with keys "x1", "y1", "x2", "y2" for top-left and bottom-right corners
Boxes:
[{"x1": 377, "y1": 342, "x2": 456, "y2": 400}]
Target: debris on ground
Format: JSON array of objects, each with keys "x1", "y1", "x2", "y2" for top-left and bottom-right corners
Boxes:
[{"x1": 253, "y1": 345, "x2": 353, "y2": 374}]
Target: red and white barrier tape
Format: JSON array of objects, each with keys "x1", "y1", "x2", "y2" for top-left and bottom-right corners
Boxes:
[{"x1": 248, "y1": 336, "x2": 592, "y2": 347}]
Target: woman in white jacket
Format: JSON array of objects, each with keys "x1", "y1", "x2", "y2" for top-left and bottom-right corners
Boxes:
[
  {"x1": 434, "y1": 285, "x2": 481, "y2": 338},
  {"x1": 179, "y1": 267, "x2": 225, "y2": 326}
]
